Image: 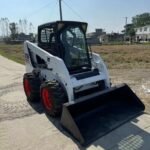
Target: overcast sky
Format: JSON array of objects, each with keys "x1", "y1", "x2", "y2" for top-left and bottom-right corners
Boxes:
[{"x1": 0, "y1": 0, "x2": 150, "y2": 33}]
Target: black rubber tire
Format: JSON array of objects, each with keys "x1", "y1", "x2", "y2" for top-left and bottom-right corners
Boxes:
[
  {"x1": 23, "y1": 73, "x2": 41, "y2": 102},
  {"x1": 40, "y1": 80, "x2": 67, "y2": 117}
]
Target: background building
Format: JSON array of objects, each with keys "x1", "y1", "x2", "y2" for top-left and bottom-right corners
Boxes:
[
  {"x1": 86, "y1": 29, "x2": 106, "y2": 45},
  {"x1": 135, "y1": 25, "x2": 150, "y2": 42}
]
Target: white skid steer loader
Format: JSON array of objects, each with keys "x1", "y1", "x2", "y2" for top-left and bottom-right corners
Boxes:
[{"x1": 23, "y1": 21, "x2": 145, "y2": 145}]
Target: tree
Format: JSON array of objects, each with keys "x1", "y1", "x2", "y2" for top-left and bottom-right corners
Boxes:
[
  {"x1": 23, "y1": 19, "x2": 27, "y2": 34},
  {"x1": 132, "y1": 13, "x2": 150, "y2": 27},
  {"x1": 9, "y1": 23, "x2": 18, "y2": 40},
  {"x1": 0, "y1": 18, "x2": 10, "y2": 37},
  {"x1": 0, "y1": 18, "x2": 34, "y2": 41},
  {"x1": 124, "y1": 24, "x2": 135, "y2": 43},
  {"x1": 18, "y1": 19, "x2": 31, "y2": 34},
  {"x1": 19, "y1": 19, "x2": 23, "y2": 33},
  {"x1": 29, "y1": 22, "x2": 34, "y2": 34}
]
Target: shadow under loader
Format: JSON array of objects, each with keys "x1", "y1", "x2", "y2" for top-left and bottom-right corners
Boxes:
[{"x1": 61, "y1": 84, "x2": 145, "y2": 146}]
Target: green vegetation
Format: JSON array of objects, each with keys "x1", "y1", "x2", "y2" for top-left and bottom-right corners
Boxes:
[
  {"x1": 124, "y1": 24, "x2": 135, "y2": 41},
  {"x1": 132, "y1": 13, "x2": 150, "y2": 27},
  {"x1": 0, "y1": 43, "x2": 24, "y2": 64}
]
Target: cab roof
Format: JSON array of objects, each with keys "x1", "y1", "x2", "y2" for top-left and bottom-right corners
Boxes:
[{"x1": 38, "y1": 20, "x2": 88, "y2": 30}]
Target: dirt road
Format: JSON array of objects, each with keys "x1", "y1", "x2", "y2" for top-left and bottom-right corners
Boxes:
[{"x1": 0, "y1": 55, "x2": 150, "y2": 150}]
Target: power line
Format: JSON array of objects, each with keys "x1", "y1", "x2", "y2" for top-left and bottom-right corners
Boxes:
[
  {"x1": 48, "y1": 1, "x2": 58, "y2": 21},
  {"x1": 62, "y1": 0, "x2": 84, "y2": 20},
  {"x1": 61, "y1": 0, "x2": 96, "y2": 32},
  {"x1": 25, "y1": 0, "x2": 56, "y2": 19}
]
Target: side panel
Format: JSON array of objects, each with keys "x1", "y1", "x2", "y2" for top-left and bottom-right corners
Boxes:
[
  {"x1": 91, "y1": 52, "x2": 111, "y2": 88},
  {"x1": 24, "y1": 41, "x2": 74, "y2": 102},
  {"x1": 24, "y1": 42, "x2": 34, "y2": 73}
]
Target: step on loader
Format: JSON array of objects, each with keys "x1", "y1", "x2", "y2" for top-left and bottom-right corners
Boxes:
[{"x1": 23, "y1": 21, "x2": 145, "y2": 145}]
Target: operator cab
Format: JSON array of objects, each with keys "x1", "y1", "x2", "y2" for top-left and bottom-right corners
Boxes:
[{"x1": 38, "y1": 21, "x2": 92, "y2": 74}]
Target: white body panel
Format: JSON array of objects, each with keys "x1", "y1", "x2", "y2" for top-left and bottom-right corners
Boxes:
[{"x1": 24, "y1": 41, "x2": 110, "y2": 103}]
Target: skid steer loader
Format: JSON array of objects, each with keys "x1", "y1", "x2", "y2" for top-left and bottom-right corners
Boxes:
[{"x1": 23, "y1": 21, "x2": 145, "y2": 145}]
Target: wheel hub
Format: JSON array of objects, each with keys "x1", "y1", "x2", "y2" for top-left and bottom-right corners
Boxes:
[
  {"x1": 24, "y1": 79, "x2": 32, "y2": 97},
  {"x1": 42, "y1": 89, "x2": 53, "y2": 111}
]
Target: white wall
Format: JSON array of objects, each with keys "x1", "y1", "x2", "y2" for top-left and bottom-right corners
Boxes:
[{"x1": 135, "y1": 25, "x2": 150, "y2": 35}]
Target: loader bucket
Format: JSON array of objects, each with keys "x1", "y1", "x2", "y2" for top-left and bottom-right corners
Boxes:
[{"x1": 61, "y1": 84, "x2": 145, "y2": 145}]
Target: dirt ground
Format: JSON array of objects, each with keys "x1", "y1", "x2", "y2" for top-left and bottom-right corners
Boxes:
[
  {"x1": 110, "y1": 69, "x2": 150, "y2": 113},
  {"x1": 92, "y1": 44, "x2": 150, "y2": 112}
]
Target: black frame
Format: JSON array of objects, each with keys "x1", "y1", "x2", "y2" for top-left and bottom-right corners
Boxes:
[{"x1": 38, "y1": 21, "x2": 91, "y2": 73}]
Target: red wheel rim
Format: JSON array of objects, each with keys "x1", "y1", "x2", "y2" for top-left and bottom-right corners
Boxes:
[
  {"x1": 42, "y1": 89, "x2": 53, "y2": 111},
  {"x1": 24, "y1": 79, "x2": 32, "y2": 97}
]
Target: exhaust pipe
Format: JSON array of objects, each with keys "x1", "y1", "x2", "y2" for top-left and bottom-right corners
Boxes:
[{"x1": 61, "y1": 84, "x2": 145, "y2": 145}]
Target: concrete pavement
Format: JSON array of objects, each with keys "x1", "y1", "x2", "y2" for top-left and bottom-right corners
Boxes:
[{"x1": 0, "y1": 55, "x2": 150, "y2": 150}]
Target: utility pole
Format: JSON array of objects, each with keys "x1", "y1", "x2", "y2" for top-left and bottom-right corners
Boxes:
[
  {"x1": 59, "y1": 0, "x2": 63, "y2": 21},
  {"x1": 125, "y1": 17, "x2": 128, "y2": 35},
  {"x1": 124, "y1": 17, "x2": 128, "y2": 42},
  {"x1": 125, "y1": 17, "x2": 128, "y2": 26}
]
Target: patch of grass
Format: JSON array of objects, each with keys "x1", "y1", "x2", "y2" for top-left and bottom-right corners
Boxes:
[
  {"x1": 0, "y1": 43, "x2": 150, "y2": 70},
  {"x1": 0, "y1": 43, "x2": 24, "y2": 64},
  {"x1": 92, "y1": 45, "x2": 150, "y2": 69}
]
